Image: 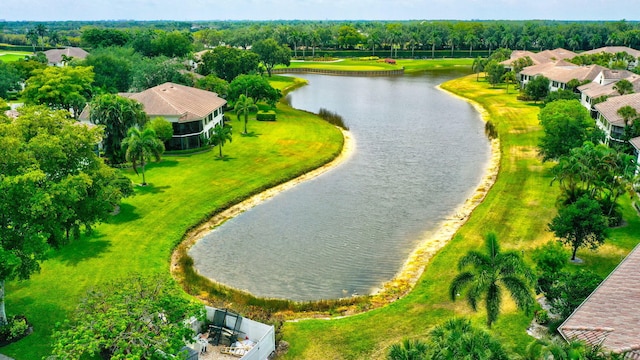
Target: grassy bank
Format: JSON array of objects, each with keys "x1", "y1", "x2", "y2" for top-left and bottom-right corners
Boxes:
[
  {"x1": 277, "y1": 58, "x2": 473, "y2": 74},
  {"x1": 2, "y1": 104, "x2": 343, "y2": 359},
  {"x1": 279, "y1": 75, "x2": 640, "y2": 359}
]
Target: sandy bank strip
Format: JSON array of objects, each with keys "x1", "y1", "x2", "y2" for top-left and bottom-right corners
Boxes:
[
  {"x1": 369, "y1": 85, "x2": 501, "y2": 305},
  {"x1": 171, "y1": 129, "x2": 355, "y2": 272}
]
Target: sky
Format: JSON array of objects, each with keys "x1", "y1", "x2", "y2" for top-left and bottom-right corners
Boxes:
[{"x1": 2, "y1": 0, "x2": 638, "y2": 22}]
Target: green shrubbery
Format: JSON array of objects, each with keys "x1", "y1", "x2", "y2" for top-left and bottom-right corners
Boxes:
[
  {"x1": 0, "y1": 316, "x2": 30, "y2": 346},
  {"x1": 256, "y1": 110, "x2": 276, "y2": 121}
]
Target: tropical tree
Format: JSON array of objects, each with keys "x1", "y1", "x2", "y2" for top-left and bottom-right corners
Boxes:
[
  {"x1": 0, "y1": 105, "x2": 128, "y2": 325},
  {"x1": 502, "y1": 71, "x2": 517, "y2": 93},
  {"x1": 210, "y1": 123, "x2": 233, "y2": 158},
  {"x1": 525, "y1": 76, "x2": 550, "y2": 103},
  {"x1": 472, "y1": 56, "x2": 486, "y2": 81},
  {"x1": 51, "y1": 275, "x2": 204, "y2": 360},
  {"x1": 234, "y1": 94, "x2": 258, "y2": 135},
  {"x1": 252, "y1": 38, "x2": 291, "y2": 77},
  {"x1": 386, "y1": 338, "x2": 429, "y2": 360},
  {"x1": 612, "y1": 78, "x2": 634, "y2": 95},
  {"x1": 484, "y1": 60, "x2": 506, "y2": 87},
  {"x1": 88, "y1": 94, "x2": 148, "y2": 164},
  {"x1": 146, "y1": 117, "x2": 174, "y2": 142},
  {"x1": 429, "y1": 318, "x2": 510, "y2": 359},
  {"x1": 548, "y1": 195, "x2": 608, "y2": 261},
  {"x1": 22, "y1": 65, "x2": 94, "y2": 117},
  {"x1": 0, "y1": 61, "x2": 21, "y2": 99},
  {"x1": 449, "y1": 233, "x2": 535, "y2": 328},
  {"x1": 538, "y1": 99, "x2": 598, "y2": 162},
  {"x1": 121, "y1": 126, "x2": 165, "y2": 186}
]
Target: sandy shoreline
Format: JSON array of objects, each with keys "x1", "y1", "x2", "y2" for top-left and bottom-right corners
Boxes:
[{"x1": 173, "y1": 85, "x2": 500, "y2": 310}]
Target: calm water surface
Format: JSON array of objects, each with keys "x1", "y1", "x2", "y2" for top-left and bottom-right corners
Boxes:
[{"x1": 189, "y1": 71, "x2": 490, "y2": 301}]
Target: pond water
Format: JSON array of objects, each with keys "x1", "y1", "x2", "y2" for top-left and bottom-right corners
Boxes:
[{"x1": 189, "y1": 71, "x2": 491, "y2": 301}]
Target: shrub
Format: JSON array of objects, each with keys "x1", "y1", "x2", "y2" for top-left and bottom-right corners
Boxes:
[
  {"x1": 256, "y1": 110, "x2": 276, "y2": 121},
  {"x1": 534, "y1": 309, "x2": 550, "y2": 325},
  {"x1": 0, "y1": 315, "x2": 31, "y2": 345}
]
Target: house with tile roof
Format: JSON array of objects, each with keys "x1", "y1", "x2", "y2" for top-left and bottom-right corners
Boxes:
[
  {"x1": 593, "y1": 92, "x2": 640, "y2": 146},
  {"x1": 123, "y1": 82, "x2": 226, "y2": 151},
  {"x1": 559, "y1": 243, "x2": 640, "y2": 358},
  {"x1": 519, "y1": 62, "x2": 606, "y2": 92},
  {"x1": 81, "y1": 82, "x2": 227, "y2": 151},
  {"x1": 581, "y1": 46, "x2": 640, "y2": 68},
  {"x1": 578, "y1": 73, "x2": 640, "y2": 115},
  {"x1": 500, "y1": 48, "x2": 578, "y2": 70},
  {"x1": 43, "y1": 47, "x2": 89, "y2": 66}
]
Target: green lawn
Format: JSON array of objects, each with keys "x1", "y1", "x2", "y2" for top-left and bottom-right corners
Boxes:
[
  {"x1": 2, "y1": 105, "x2": 343, "y2": 359},
  {"x1": 3, "y1": 64, "x2": 638, "y2": 360},
  {"x1": 278, "y1": 76, "x2": 640, "y2": 359},
  {"x1": 277, "y1": 58, "x2": 473, "y2": 73},
  {"x1": 0, "y1": 51, "x2": 31, "y2": 62}
]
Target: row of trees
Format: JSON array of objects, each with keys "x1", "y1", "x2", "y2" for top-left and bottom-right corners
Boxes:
[{"x1": 4, "y1": 20, "x2": 640, "y2": 59}]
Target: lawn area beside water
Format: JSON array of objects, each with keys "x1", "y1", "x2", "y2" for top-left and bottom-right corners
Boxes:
[
  {"x1": 278, "y1": 58, "x2": 473, "y2": 73},
  {"x1": 1, "y1": 104, "x2": 343, "y2": 359},
  {"x1": 0, "y1": 51, "x2": 31, "y2": 62},
  {"x1": 279, "y1": 74, "x2": 640, "y2": 359}
]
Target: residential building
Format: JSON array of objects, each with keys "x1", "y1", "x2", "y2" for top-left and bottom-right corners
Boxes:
[
  {"x1": 43, "y1": 47, "x2": 89, "y2": 66},
  {"x1": 500, "y1": 48, "x2": 578, "y2": 71},
  {"x1": 594, "y1": 92, "x2": 640, "y2": 145},
  {"x1": 559, "y1": 243, "x2": 640, "y2": 359},
  {"x1": 578, "y1": 73, "x2": 640, "y2": 115},
  {"x1": 581, "y1": 46, "x2": 640, "y2": 68},
  {"x1": 80, "y1": 82, "x2": 227, "y2": 151},
  {"x1": 122, "y1": 82, "x2": 227, "y2": 151},
  {"x1": 519, "y1": 61, "x2": 605, "y2": 91}
]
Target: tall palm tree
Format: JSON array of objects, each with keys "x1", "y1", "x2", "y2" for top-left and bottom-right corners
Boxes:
[
  {"x1": 210, "y1": 123, "x2": 232, "y2": 158},
  {"x1": 450, "y1": 233, "x2": 535, "y2": 328},
  {"x1": 122, "y1": 127, "x2": 164, "y2": 186},
  {"x1": 234, "y1": 94, "x2": 258, "y2": 135}
]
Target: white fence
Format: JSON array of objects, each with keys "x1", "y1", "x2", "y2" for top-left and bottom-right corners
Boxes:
[{"x1": 187, "y1": 306, "x2": 275, "y2": 360}]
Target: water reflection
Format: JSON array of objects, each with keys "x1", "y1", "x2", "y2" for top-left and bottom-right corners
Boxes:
[{"x1": 190, "y1": 71, "x2": 490, "y2": 301}]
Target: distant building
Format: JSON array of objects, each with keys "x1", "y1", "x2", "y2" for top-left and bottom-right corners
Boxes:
[
  {"x1": 43, "y1": 47, "x2": 89, "y2": 66},
  {"x1": 593, "y1": 92, "x2": 640, "y2": 145},
  {"x1": 519, "y1": 61, "x2": 605, "y2": 92}
]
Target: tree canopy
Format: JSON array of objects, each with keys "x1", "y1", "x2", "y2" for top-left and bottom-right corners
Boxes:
[
  {"x1": 538, "y1": 99, "x2": 599, "y2": 162},
  {"x1": 252, "y1": 38, "x2": 291, "y2": 77},
  {"x1": 51, "y1": 274, "x2": 204, "y2": 360},
  {"x1": 229, "y1": 74, "x2": 281, "y2": 107},
  {"x1": 88, "y1": 94, "x2": 148, "y2": 164},
  {"x1": 0, "y1": 105, "x2": 129, "y2": 325},
  {"x1": 197, "y1": 47, "x2": 260, "y2": 82},
  {"x1": 525, "y1": 76, "x2": 550, "y2": 103},
  {"x1": 22, "y1": 65, "x2": 94, "y2": 118}
]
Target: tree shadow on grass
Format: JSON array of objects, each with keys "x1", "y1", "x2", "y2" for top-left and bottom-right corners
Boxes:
[
  {"x1": 52, "y1": 231, "x2": 112, "y2": 267},
  {"x1": 214, "y1": 155, "x2": 236, "y2": 162},
  {"x1": 147, "y1": 159, "x2": 179, "y2": 169},
  {"x1": 108, "y1": 203, "x2": 141, "y2": 225},
  {"x1": 132, "y1": 184, "x2": 171, "y2": 195},
  {"x1": 241, "y1": 131, "x2": 261, "y2": 138}
]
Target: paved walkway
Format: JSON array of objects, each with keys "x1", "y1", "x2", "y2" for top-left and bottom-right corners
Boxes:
[{"x1": 0, "y1": 354, "x2": 15, "y2": 360}]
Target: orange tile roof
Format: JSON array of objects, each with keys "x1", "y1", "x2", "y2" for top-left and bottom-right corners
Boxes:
[{"x1": 559, "y1": 243, "x2": 640, "y2": 356}]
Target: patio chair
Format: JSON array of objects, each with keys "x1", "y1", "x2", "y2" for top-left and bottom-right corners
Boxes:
[{"x1": 208, "y1": 309, "x2": 227, "y2": 345}]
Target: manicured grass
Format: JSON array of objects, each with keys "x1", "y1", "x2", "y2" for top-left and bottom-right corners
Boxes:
[
  {"x1": 279, "y1": 76, "x2": 640, "y2": 359},
  {"x1": 2, "y1": 105, "x2": 343, "y2": 359},
  {"x1": 0, "y1": 51, "x2": 31, "y2": 62},
  {"x1": 278, "y1": 58, "x2": 473, "y2": 73}
]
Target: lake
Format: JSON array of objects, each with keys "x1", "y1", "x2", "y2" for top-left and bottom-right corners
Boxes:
[{"x1": 189, "y1": 71, "x2": 491, "y2": 301}]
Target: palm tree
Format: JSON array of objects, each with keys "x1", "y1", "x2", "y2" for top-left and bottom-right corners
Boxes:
[
  {"x1": 472, "y1": 56, "x2": 486, "y2": 82},
  {"x1": 612, "y1": 79, "x2": 634, "y2": 95},
  {"x1": 450, "y1": 233, "x2": 535, "y2": 328},
  {"x1": 502, "y1": 71, "x2": 517, "y2": 93},
  {"x1": 122, "y1": 127, "x2": 164, "y2": 186},
  {"x1": 386, "y1": 338, "x2": 429, "y2": 360},
  {"x1": 210, "y1": 123, "x2": 232, "y2": 158},
  {"x1": 234, "y1": 94, "x2": 258, "y2": 135},
  {"x1": 429, "y1": 318, "x2": 509, "y2": 360}
]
